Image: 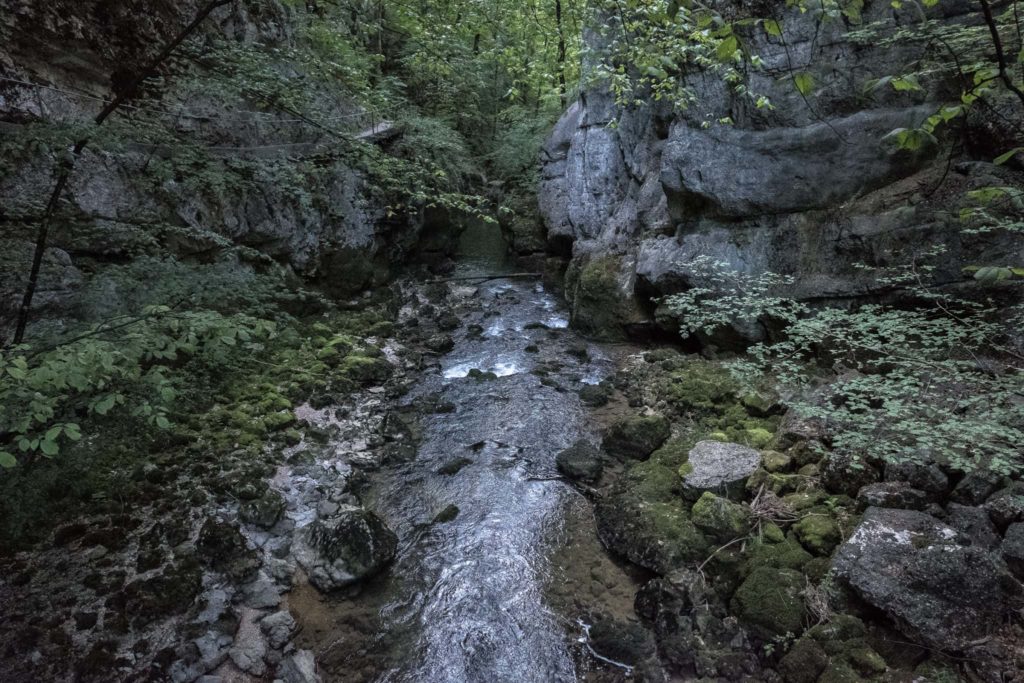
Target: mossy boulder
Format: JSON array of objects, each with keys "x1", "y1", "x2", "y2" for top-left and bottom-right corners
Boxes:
[
  {"x1": 793, "y1": 511, "x2": 842, "y2": 556},
  {"x1": 339, "y1": 354, "x2": 392, "y2": 386},
  {"x1": 293, "y1": 506, "x2": 398, "y2": 592},
  {"x1": 691, "y1": 492, "x2": 752, "y2": 542},
  {"x1": 556, "y1": 440, "x2": 604, "y2": 483},
  {"x1": 741, "y1": 535, "x2": 813, "y2": 577},
  {"x1": 596, "y1": 467, "x2": 710, "y2": 573},
  {"x1": 602, "y1": 414, "x2": 671, "y2": 461},
  {"x1": 731, "y1": 566, "x2": 806, "y2": 639},
  {"x1": 654, "y1": 359, "x2": 738, "y2": 411},
  {"x1": 763, "y1": 451, "x2": 793, "y2": 473},
  {"x1": 262, "y1": 410, "x2": 297, "y2": 432},
  {"x1": 847, "y1": 646, "x2": 887, "y2": 676},
  {"x1": 817, "y1": 663, "x2": 866, "y2": 682},
  {"x1": 778, "y1": 637, "x2": 828, "y2": 683},
  {"x1": 565, "y1": 254, "x2": 645, "y2": 341}
]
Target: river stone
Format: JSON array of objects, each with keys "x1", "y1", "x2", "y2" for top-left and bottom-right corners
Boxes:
[
  {"x1": 243, "y1": 572, "x2": 282, "y2": 609},
  {"x1": 602, "y1": 414, "x2": 671, "y2": 460},
  {"x1": 578, "y1": 383, "x2": 611, "y2": 407},
  {"x1": 556, "y1": 440, "x2": 604, "y2": 482},
  {"x1": 587, "y1": 619, "x2": 657, "y2": 666},
  {"x1": 681, "y1": 441, "x2": 761, "y2": 500},
  {"x1": 240, "y1": 490, "x2": 286, "y2": 529},
  {"x1": 228, "y1": 608, "x2": 267, "y2": 676},
  {"x1": 831, "y1": 507, "x2": 1024, "y2": 651},
  {"x1": 292, "y1": 506, "x2": 398, "y2": 592},
  {"x1": 277, "y1": 649, "x2": 322, "y2": 683},
  {"x1": 260, "y1": 610, "x2": 296, "y2": 650}
]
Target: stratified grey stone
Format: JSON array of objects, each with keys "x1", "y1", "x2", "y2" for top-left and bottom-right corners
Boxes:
[
  {"x1": 857, "y1": 482, "x2": 929, "y2": 511},
  {"x1": 244, "y1": 572, "x2": 282, "y2": 609}
]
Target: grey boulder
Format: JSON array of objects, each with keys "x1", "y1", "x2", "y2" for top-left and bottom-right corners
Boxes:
[
  {"x1": 681, "y1": 441, "x2": 761, "y2": 500},
  {"x1": 832, "y1": 507, "x2": 1024, "y2": 651},
  {"x1": 292, "y1": 506, "x2": 397, "y2": 592},
  {"x1": 556, "y1": 440, "x2": 604, "y2": 482}
]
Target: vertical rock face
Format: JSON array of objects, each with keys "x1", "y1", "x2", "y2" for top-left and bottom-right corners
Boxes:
[
  {"x1": 0, "y1": 0, "x2": 453, "y2": 336},
  {"x1": 538, "y1": 1, "x2": 1023, "y2": 340}
]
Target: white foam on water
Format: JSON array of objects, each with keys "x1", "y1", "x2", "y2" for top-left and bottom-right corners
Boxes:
[
  {"x1": 493, "y1": 361, "x2": 522, "y2": 377},
  {"x1": 443, "y1": 362, "x2": 474, "y2": 379}
]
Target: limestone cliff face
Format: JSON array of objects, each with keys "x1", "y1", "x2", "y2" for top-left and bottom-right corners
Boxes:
[
  {"x1": 539, "y1": 0, "x2": 1023, "y2": 341},
  {"x1": 0, "y1": 1, "x2": 446, "y2": 337}
]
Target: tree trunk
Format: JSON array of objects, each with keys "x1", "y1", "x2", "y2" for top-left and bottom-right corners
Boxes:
[{"x1": 556, "y1": 0, "x2": 568, "y2": 109}]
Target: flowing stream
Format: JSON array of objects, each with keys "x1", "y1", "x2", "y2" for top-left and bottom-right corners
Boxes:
[{"x1": 294, "y1": 223, "x2": 640, "y2": 682}]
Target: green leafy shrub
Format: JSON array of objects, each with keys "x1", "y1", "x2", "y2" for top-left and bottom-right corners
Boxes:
[{"x1": 662, "y1": 257, "x2": 1024, "y2": 476}]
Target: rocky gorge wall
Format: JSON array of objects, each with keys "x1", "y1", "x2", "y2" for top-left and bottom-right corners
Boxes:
[
  {"x1": 538, "y1": 0, "x2": 1024, "y2": 342},
  {"x1": 0, "y1": 0, "x2": 452, "y2": 340}
]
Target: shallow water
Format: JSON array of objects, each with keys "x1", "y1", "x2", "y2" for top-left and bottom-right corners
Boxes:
[{"x1": 296, "y1": 223, "x2": 638, "y2": 683}]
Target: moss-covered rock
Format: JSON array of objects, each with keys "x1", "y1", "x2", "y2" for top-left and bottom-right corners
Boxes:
[
  {"x1": 745, "y1": 427, "x2": 774, "y2": 448},
  {"x1": 778, "y1": 637, "x2": 828, "y2": 683},
  {"x1": 691, "y1": 492, "x2": 752, "y2": 541},
  {"x1": 565, "y1": 254, "x2": 645, "y2": 341},
  {"x1": 654, "y1": 358, "x2": 738, "y2": 411},
  {"x1": 847, "y1": 646, "x2": 887, "y2": 676},
  {"x1": 741, "y1": 535, "x2": 813, "y2": 578},
  {"x1": 602, "y1": 414, "x2": 671, "y2": 461},
  {"x1": 763, "y1": 451, "x2": 794, "y2": 473},
  {"x1": 793, "y1": 511, "x2": 842, "y2": 556},
  {"x1": 338, "y1": 354, "x2": 392, "y2": 386},
  {"x1": 817, "y1": 663, "x2": 866, "y2": 683},
  {"x1": 596, "y1": 465, "x2": 710, "y2": 573},
  {"x1": 731, "y1": 566, "x2": 807, "y2": 639}
]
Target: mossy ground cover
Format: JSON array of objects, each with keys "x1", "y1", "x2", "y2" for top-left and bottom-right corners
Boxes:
[
  {"x1": 0, "y1": 281, "x2": 399, "y2": 552},
  {"x1": 590, "y1": 350, "x2": 908, "y2": 679}
]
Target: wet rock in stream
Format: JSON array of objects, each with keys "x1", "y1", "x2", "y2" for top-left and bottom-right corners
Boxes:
[
  {"x1": 556, "y1": 440, "x2": 604, "y2": 483},
  {"x1": 293, "y1": 506, "x2": 398, "y2": 592}
]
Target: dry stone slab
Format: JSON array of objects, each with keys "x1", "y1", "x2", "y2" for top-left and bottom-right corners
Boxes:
[
  {"x1": 681, "y1": 440, "x2": 761, "y2": 500},
  {"x1": 832, "y1": 507, "x2": 1024, "y2": 651}
]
